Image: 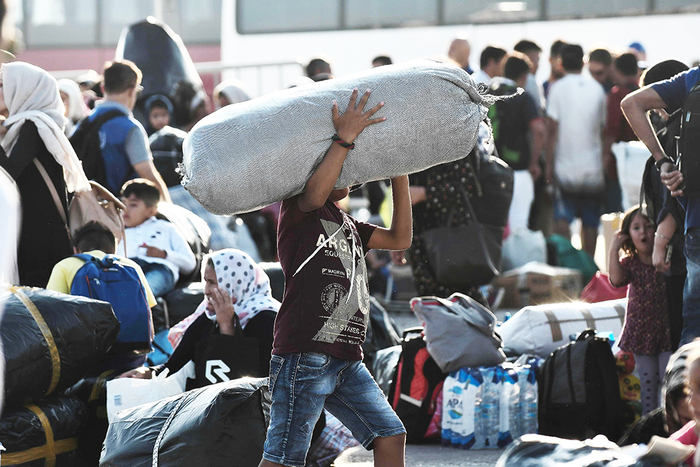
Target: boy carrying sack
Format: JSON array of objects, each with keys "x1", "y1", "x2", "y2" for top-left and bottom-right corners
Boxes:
[{"x1": 260, "y1": 89, "x2": 411, "y2": 467}]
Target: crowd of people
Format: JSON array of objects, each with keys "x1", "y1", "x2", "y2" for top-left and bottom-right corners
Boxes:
[{"x1": 0, "y1": 29, "x2": 700, "y2": 466}]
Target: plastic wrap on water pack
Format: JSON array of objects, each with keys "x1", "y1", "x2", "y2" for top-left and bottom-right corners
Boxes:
[
  {"x1": 182, "y1": 59, "x2": 495, "y2": 215},
  {"x1": 441, "y1": 363, "x2": 538, "y2": 450}
]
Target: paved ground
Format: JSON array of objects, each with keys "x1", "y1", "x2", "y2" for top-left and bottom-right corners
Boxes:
[
  {"x1": 331, "y1": 307, "x2": 513, "y2": 466},
  {"x1": 334, "y1": 444, "x2": 505, "y2": 466}
]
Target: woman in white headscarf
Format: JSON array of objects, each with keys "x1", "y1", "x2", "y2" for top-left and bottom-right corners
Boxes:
[
  {"x1": 213, "y1": 79, "x2": 252, "y2": 109},
  {"x1": 0, "y1": 62, "x2": 90, "y2": 287},
  {"x1": 122, "y1": 249, "x2": 280, "y2": 388},
  {"x1": 57, "y1": 78, "x2": 89, "y2": 136}
]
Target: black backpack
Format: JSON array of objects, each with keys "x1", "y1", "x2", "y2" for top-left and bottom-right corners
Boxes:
[
  {"x1": 538, "y1": 329, "x2": 622, "y2": 442},
  {"x1": 69, "y1": 109, "x2": 127, "y2": 194},
  {"x1": 388, "y1": 327, "x2": 448, "y2": 443},
  {"x1": 678, "y1": 80, "x2": 700, "y2": 196}
]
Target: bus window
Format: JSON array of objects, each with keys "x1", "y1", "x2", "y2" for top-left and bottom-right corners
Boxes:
[
  {"x1": 548, "y1": 0, "x2": 645, "y2": 19},
  {"x1": 654, "y1": 0, "x2": 700, "y2": 13},
  {"x1": 180, "y1": 0, "x2": 222, "y2": 43},
  {"x1": 26, "y1": 0, "x2": 97, "y2": 47},
  {"x1": 100, "y1": 0, "x2": 156, "y2": 45},
  {"x1": 237, "y1": 0, "x2": 339, "y2": 34},
  {"x1": 443, "y1": 0, "x2": 541, "y2": 23},
  {"x1": 443, "y1": 0, "x2": 541, "y2": 24},
  {"x1": 345, "y1": 0, "x2": 438, "y2": 28}
]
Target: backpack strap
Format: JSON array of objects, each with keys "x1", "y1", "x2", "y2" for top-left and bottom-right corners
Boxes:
[
  {"x1": 85, "y1": 109, "x2": 129, "y2": 132},
  {"x1": 33, "y1": 158, "x2": 67, "y2": 225}
]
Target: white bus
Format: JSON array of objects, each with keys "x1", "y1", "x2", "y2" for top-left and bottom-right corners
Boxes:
[{"x1": 220, "y1": 0, "x2": 700, "y2": 97}]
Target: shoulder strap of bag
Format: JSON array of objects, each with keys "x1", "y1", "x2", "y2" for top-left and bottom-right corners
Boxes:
[
  {"x1": 33, "y1": 158, "x2": 67, "y2": 225},
  {"x1": 82, "y1": 109, "x2": 128, "y2": 136},
  {"x1": 459, "y1": 186, "x2": 498, "y2": 276}
]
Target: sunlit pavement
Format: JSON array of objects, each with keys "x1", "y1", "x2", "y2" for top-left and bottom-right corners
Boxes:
[{"x1": 333, "y1": 444, "x2": 505, "y2": 466}]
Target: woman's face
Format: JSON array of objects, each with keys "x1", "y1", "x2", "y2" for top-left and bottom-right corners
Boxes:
[
  {"x1": 203, "y1": 264, "x2": 218, "y2": 311},
  {"x1": 59, "y1": 91, "x2": 70, "y2": 117}
]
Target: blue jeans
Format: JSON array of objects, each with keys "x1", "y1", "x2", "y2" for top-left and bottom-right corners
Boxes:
[
  {"x1": 132, "y1": 258, "x2": 175, "y2": 298},
  {"x1": 681, "y1": 227, "x2": 700, "y2": 345},
  {"x1": 263, "y1": 353, "x2": 405, "y2": 467}
]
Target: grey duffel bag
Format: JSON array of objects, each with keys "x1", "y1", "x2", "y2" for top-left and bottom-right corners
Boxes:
[{"x1": 182, "y1": 59, "x2": 494, "y2": 215}]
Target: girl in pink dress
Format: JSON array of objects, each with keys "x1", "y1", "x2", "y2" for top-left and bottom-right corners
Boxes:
[{"x1": 610, "y1": 206, "x2": 672, "y2": 415}]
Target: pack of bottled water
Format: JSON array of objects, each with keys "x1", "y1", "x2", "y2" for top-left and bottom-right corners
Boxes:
[{"x1": 441, "y1": 362, "x2": 538, "y2": 449}]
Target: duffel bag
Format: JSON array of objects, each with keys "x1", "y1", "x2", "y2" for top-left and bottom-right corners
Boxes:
[
  {"x1": 182, "y1": 59, "x2": 495, "y2": 215},
  {"x1": 0, "y1": 395, "x2": 89, "y2": 467},
  {"x1": 1, "y1": 286, "x2": 120, "y2": 406},
  {"x1": 100, "y1": 378, "x2": 270, "y2": 467},
  {"x1": 499, "y1": 299, "x2": 627, "y2": 358},
  {"x1": 389, "y1": 327, "x2": 448, "y2": 444}
]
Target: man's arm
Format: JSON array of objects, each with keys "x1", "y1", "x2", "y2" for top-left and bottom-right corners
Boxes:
[
  {"x1": 367, "y1": 175, "x2": 412, "y2": 251},
  {"x1": 133, "y1": 160, "x2": 172, "y2": 203},
  {"x1": 621, "y1": 86, "x2": 684, "y2": 195},
  {"x1": 544, "y1": 117, "x2": 558, "y2": 184},
  {"x1": 528, "y1": 118, "x2": 546, "y2": 181},
  {"x1": 298, "y1": 89, "x2": 385, "y2": 212}
]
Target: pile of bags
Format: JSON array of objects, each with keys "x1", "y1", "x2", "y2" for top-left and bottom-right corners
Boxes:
[{"x1": 0, "y1": 286, "x2": 120, "y2": 466}]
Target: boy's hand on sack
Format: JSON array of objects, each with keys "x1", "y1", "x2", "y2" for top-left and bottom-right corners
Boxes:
[
  {"x1": 611, "y1": 230, "x2": 628, "y2": 252},
  {"x1": 141, "y1": 243, "x2": 167, "y2": 258},
  {"x1": 118, "y1": 367, "x2": 154, "y2": 379},
  {"x1": 209, "y1": 286, "x2": 238, "y2": 335},
  {"x1": 333, "y1": 88, "x2": 385, "y2": 143}
]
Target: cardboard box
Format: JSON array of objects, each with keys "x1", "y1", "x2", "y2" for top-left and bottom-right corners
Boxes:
[{"x1": 494, "y1": 261, "x2": 582, "y2": 309}]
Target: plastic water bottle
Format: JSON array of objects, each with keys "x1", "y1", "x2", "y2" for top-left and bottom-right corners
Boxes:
[
  {"x1": 518, "y1": 364, "x2": 538, "y2": 436},
  {"x1": 479, "y1": 367, "x2": 500, "y2": 449},
  {"x1": 499, "y1": 366, "x2": 519, "y2": 448}
]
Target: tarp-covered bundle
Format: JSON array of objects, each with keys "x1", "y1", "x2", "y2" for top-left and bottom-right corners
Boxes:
[
  {"x1": 182, "y1": 59, "x2": 495, "y2": 214},
  {"x1": 0, "y1": 395, "x2": 89, "y2": 467},
  {"x1": 100, "y1": 378, "x2": 270, "y2": 467},
  {"x1": 1, "y1": 287, "x2": 120, "y2": 406},
  {"x1": 63, "y1": 371, "x2": 118, "y2": 466},
  {"x1": 498, "y1": 299, "x2": 627, "y2": 358}
]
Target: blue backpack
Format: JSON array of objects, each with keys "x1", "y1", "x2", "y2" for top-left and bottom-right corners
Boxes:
[{"x1": 71, "y1": 254, "x2": 153, "y2": 355}]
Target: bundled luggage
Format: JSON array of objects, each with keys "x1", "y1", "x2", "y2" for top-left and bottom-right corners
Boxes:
[
  {"x1": 498, "y1": 298, "x2": 626, "y2": 358},
  {"x1": 442, "y1": 362, "x2": 538, "y2": 450},
  {"x1": 182, "y1": 59, "x2": 496, "y2": 214},
  {"x1": 1, "y1": 286, "x2": 120, "y2": 406},
  {"x1": 0, "y1": 395, "x2": 89, "y2": 467},
  {"x1": 538, "y1": 330, "x2": 623, "y2": 442},
  {"x1": 362, "y1": 297, "x2": 401, "y2": 371},
  {"x1": 100, "y1": 378, "x2": 270, "y2": 467}
]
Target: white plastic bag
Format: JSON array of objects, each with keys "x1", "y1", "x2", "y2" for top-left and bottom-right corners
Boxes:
[
  {"x1": 106, "y1": 361, "x2": 195, "y2": 422},
  {"x1": 501, "y1": 229, "x2": 546, "y2": 272}
]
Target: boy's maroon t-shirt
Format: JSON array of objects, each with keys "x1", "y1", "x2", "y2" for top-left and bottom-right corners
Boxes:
[{"x1": 274, "y1": 196, "x2": 376, "y2": 361}]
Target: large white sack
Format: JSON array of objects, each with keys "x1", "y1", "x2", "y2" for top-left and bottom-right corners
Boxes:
[
  {"x1": 498, "y1": 299, "x2": 627, "y2": 358},
  {"x1": 182, "y1": 59, "x2": 494, "y2": 214}
]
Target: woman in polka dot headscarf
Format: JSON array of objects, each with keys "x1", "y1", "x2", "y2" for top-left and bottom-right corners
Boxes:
[{"x1": 121, "y1": 249, "x2": 280, "y2": 384}]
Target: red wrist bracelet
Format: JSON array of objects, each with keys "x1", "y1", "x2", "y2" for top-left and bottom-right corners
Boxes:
[{"x1": 332, "y1": 133, "x2": 355, "y2": 149}]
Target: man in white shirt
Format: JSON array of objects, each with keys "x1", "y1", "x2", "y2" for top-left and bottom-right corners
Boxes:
[
  {"x1": 472, "y1": 46, "x2": 507, "y2": 85},
  {"x1": 545, "y1": 44, "x2": 607, "y2": 258}
]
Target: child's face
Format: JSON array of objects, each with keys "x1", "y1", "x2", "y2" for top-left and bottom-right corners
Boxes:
[
  {"x1": 687, "y1": 360, "x2": 700, "y2": 424},
  {"x1": 628, "y1": 212, "x2": 655, "y2": 255},
  {"x1": 149, "y1": 107, "x2": 170, "y2": 132},
  {"x1": 122, "y1": 194, "x2": 157, "y2": 228}
]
